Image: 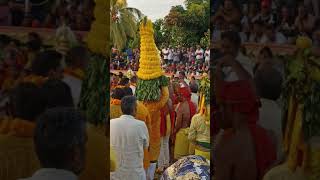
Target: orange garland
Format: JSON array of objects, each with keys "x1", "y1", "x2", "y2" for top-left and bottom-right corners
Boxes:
[
  {"x1": 0, "y1": 117, "x2": 35, "y2": 137},
  {"x1": 64, "y1": 67, "x2": 85, "y2": 80},
  {"x1": 110, "y1": 98, "x2": 121, "y2": 105}
]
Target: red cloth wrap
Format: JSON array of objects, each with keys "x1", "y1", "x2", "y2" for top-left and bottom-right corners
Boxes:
[
  {"x1": 220, "y1": 80, "x2": 276, "y2": 179},
  {"x1": 179, "y1": 87, "x2": 192, "y2": 101},
  {"x1": 160, "y1": 108, "x2": 166, "y2": 137}
]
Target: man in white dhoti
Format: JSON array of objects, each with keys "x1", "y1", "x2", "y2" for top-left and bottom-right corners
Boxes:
[{"x1": 110, "y1": 96, "x2": 149, "y2": 180}]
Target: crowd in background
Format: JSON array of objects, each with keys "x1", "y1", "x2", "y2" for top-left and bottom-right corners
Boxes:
[
  {"x1": 212, "y1": 0, "x2": 320, "y2": 46},
  {"x1": 0, "y1": 0, "x2": 94, "y2": 31},
  {"x1": 111, "y1": 45, "x2": 210, "y2": 77}
]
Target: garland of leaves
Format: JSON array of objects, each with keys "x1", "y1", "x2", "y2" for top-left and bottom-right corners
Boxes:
[
  {"x1": 79, "y1": 54, "x2": 108, "y2": 125},
  {"x1": 281, "y1": 49, "x2": 320, "y2": 141},
  {"x1": 199, "y1": 76, "x2": 210, "y2": 105},
  {"x1": 135, "y1": 75, "x2": 168, "y2": 101}
]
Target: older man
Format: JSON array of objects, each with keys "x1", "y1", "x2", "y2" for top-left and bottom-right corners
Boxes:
[{"x1": 110, "y1": 96, "x2": 149, "y2": 180}]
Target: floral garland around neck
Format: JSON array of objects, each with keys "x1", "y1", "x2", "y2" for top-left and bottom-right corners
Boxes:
[
  {"x1": 64, "y1": 67, "x2": 85, "y2": 80},
  {"x1": 110, "y1": 98, "x2": 121, "y2": 105},
  {"x1": 0, "y1": 117, "x2": 35, "y2": 137},
  {"x1": 20, "y1": 75, "x2": 48, "y2": 86}
]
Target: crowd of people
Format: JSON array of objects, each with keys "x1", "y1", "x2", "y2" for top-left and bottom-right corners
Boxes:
[
  {"x1": 0, "y1": 0, "x2": 94, "y2": 31},
  {"x1": 111, "y1": 45, "x2": 210, "y2": 77},
  {"x1": 212, "y1": 0, "x2": 320, "y2": 46},
  {"x1": 0, "y1": 32, "x2": 107, "y2": 180},
  {"x1": 211, "y1": 2, "x2": 319, "y2": 177},
  {"x1": 110, "y1": 69, "x2": 210, "y2": 179}
]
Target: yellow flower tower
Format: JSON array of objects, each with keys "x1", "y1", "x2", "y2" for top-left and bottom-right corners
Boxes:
[{"x1": 135, "y1": 18, "x2": 169, "y2": 175}]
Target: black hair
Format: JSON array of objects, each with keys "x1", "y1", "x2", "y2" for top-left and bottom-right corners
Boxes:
[
  {"x1": 34, "y1": 107, "x2": 86, "y2": 171},
  {"x1": 260, "y1": 46, "x2": 273, "y2": 57},
  {"x1": 111, "y1": 88, "x2": 126, "y2": 100},
  {"x1": 121, "y1": 96, "x2": 137, "y2": 115},
  {"x1": 31, "y1": 50, "x2": 62, "y2": 77},
  {"x1": 119, "y1": 77, "x2": 130, "y2": 86},
  {"x1": 254, "y1": 66, "x2": 283, "y2": 100},
  {"x1": 220, "y1": 30, "x2": 241, "y2": 47},
  {"x1": 41, "y1": 79, "x2": 74, "y2": 109},
  {"x1": 66, "y1": 46, "x2": 88, "y2": 66},
  {"x1": 27, "y1": 39, "x2": 42, "y2": 52},
  {"x1": 190, "y1": 84, "x2": 198, "y2": 93},
  {"x1": 123, "y1": 87, "x2": 133, "y2": 96},
  {"x1": 0, "y1": 34, "x2": 11, "y2": 47},
  {"x1": 10, "y1": 82, "x2": 45, "y2": 121},
  {"x1": 130, "y1": 76, "x2": 137, "y2": 83}
]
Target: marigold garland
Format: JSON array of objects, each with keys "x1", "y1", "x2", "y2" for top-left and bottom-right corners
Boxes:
[
  {"x1": 110, "y1": 98, "x2": 121, "y2": 105},
  {"x1": 0, "y1": 117, "x2": 35, "y2": 137}
]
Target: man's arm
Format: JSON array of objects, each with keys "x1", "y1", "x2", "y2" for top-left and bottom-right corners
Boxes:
[
  {"x1": 141, "y1": 123, "x2": 149, "y2": 149},
  {"x1": 214, "y1": 140, "x2": 233, "y2": 180}
]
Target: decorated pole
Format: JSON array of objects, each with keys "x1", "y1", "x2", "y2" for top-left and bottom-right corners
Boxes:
[{"x1": 135, "y1": 17, "x2": 169, "y2": 177}]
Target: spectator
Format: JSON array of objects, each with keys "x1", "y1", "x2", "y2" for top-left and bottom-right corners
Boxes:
[
  {"x1": 173, "y1": 48, "x2": 180, "y2": 64},
  {"x1": 254, "y1": 65, "x2": 283, "y2": 161},
  {"x1": 110, "y1": 96, "x2": 149, "y2": 180},
  {"x1": 41, "y1": 79, "x2": 74, "y2": 109},
  {"x1": 195, "y1": 45, "x2": 204, "y2": 64},
  {"x1": 21, "y1": 107, "x2": 87, "y2": 180},
  {"x1": 63, "y1": 46, "x2": 89, "y2": 106},
  {"x1": 249, "y1": 20, "x2": 265, "y2": 43},
  {"x1": 252, "y1": 0, "x2": 277, "y2": 25},
  {"x1": 162, "y1": 46, "x2": 169, "y2": 64},
  {"x1": 294, "y1": 3, "x2": 316, "y2": 36},
  {"x1": 205, "y1": 47, "x2": 210, "y2": 64},
  {"x1": 213, "y1": 0, "x2": 241, "y2": 26},
  {"x1": 0, "y1": 82, "x2": 45, "y2": 180},
  {"x1": 261, "y1": 23, "x2": 287, "y2": 44},
  {"x1": 168, "y1": 47, "x2": 173, "y2": 64}
]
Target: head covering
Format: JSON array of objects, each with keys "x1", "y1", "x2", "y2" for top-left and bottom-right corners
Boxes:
[
  {"x1": 179, "y1": 87, "x2": 191, "y2": 100},
  {"x1": 219, "y1": 80, "x2": 276, "y2": 179}
]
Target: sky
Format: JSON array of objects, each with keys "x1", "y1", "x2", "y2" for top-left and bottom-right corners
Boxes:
[{"x1": 127, "y1": 0, "x2": 185, "y2": 22}]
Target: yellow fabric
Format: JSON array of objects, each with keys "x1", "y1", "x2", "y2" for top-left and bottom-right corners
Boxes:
[
  {"x1": 79, "y1": 124, "x2": 107, "y2": 180},
  {"x1": 0, "y1": 118, "x2": 39, "y2": 180},
  {"x1": 144, "y1": 86, "x2": 169, "y2": 161},
  {"x1": 174, "y1": 128, "x2": 190, "y2": 160},
  {"x1": 309, "y1": 143, "x2": 320, "y2": 180},
  {"x1": 109, "y1": 101, "x2": 152, "y2": 169},
  {"x1": 110, "y1": 147, "x2": 117, "y2": 172},
  {"x1": 263, "y1": 163, "x2": 307, "y2": 180},
  {"x1": 195, "y1": 149, "x2": 210, "y2": 160},
  {"x1": 110, "y1": 103, "x2": 123, "y2": 120},
  {"x1": 188, "y1": 114, "x2": 210, "y2": 144},
  {"x1": 165, "y1": 114, "x2": 171, "y2": 136}
]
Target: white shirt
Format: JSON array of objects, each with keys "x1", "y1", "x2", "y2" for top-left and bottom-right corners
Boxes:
[
  {"x1": 168, "y1": 49, "x2": 173, "y2": 60},
  {"x1": 110, "y1": 115, "x2": 149, "y2": 180},
  {"x1": 205, "y1": 50, "x2": 210, "y2": 62},
  {"x1": 196, "y1": 49, "x2": 204, "y2": 60},
  {"x1": 162, "y1": 49, "x2": 169, "y2": 59},
  {"x1": 191, "y1": 93, "x2": 199, "y2": 111},
  {"x1": 258, "y1": 98, "x2": 283, "y2": 160},
  {"x1": 260, "y1": 32, "x2": 287, "y2": 44},
  {"x1": 222, "y1": 52, "x2": 254, "y2": 82},
  {"x1": 19, "y1": 168, "x2": 77, "y2": 180},
  {"x1": 63, "y1": 74, "x2": 82, "y2": 107},
  {"x1": 130, "y1": 85, "x2": 136, "y2": 95}
]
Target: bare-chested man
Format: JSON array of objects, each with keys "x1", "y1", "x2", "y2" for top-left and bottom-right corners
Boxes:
[{"x1": 172, "y1": 86, "x2": 196, "y2": 161}]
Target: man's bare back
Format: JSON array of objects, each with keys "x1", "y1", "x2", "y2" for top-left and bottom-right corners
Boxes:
[{"x1": 215, "y1": 128, "x2": 257, "y2": 180}]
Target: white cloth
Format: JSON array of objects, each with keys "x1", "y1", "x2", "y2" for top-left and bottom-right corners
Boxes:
[
  {"x1": 196, "y1": 49, "x2": 204, "y2": 60},
  {"x1": 162, "y1": 49, "x2": 169, "y2": 59},
  {"x1": 63, "y1": 74, "x2": 82, "y2": 107},
  {"x1": 168, "y1": 49, "x2": 173, "y2": 60},
  {"x1": 19, "y1": 168, "x2": 77, "y2": 180},
  {"x1": 205, "y1": 50, "x2": 210, "y2": 62},
  {"x1": 110, "y1": 115, "x2": 149, "y2": 180},
  {"x1": 130, "y1": 85, "x2": 136, "y2": 95},
  {"x1": 191, "y1": 93, "x2": 199, "y2": 111},
  {"x1": 258, "y1": 98, "x2": 283, "y2": 160},
  {"x1": 222, "y1": 52, "x2": 254, "y2": 82},
  {"x1": 260, "y1": 32, "x2": 287, "y2": 44},
  {"x1": 158, "y1": 135, "x2": 170, "y2": 169}
]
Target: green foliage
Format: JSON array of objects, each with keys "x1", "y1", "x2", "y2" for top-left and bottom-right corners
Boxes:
[
  {"x1": 135, "y1": 76, "x2": 169, "y2": 101},
  {"x1": 79, "y1": 54, "x2": 108, "y2": 125},
  {"x1": 154, "y1": 0, "x2": 209, "y2": 47},
  {"x1": 200, "y1": 29, "x2": 210, "y2": 48},
  {"x1": 111, "y1": 0, "x2": 143, "y2": 49}
]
